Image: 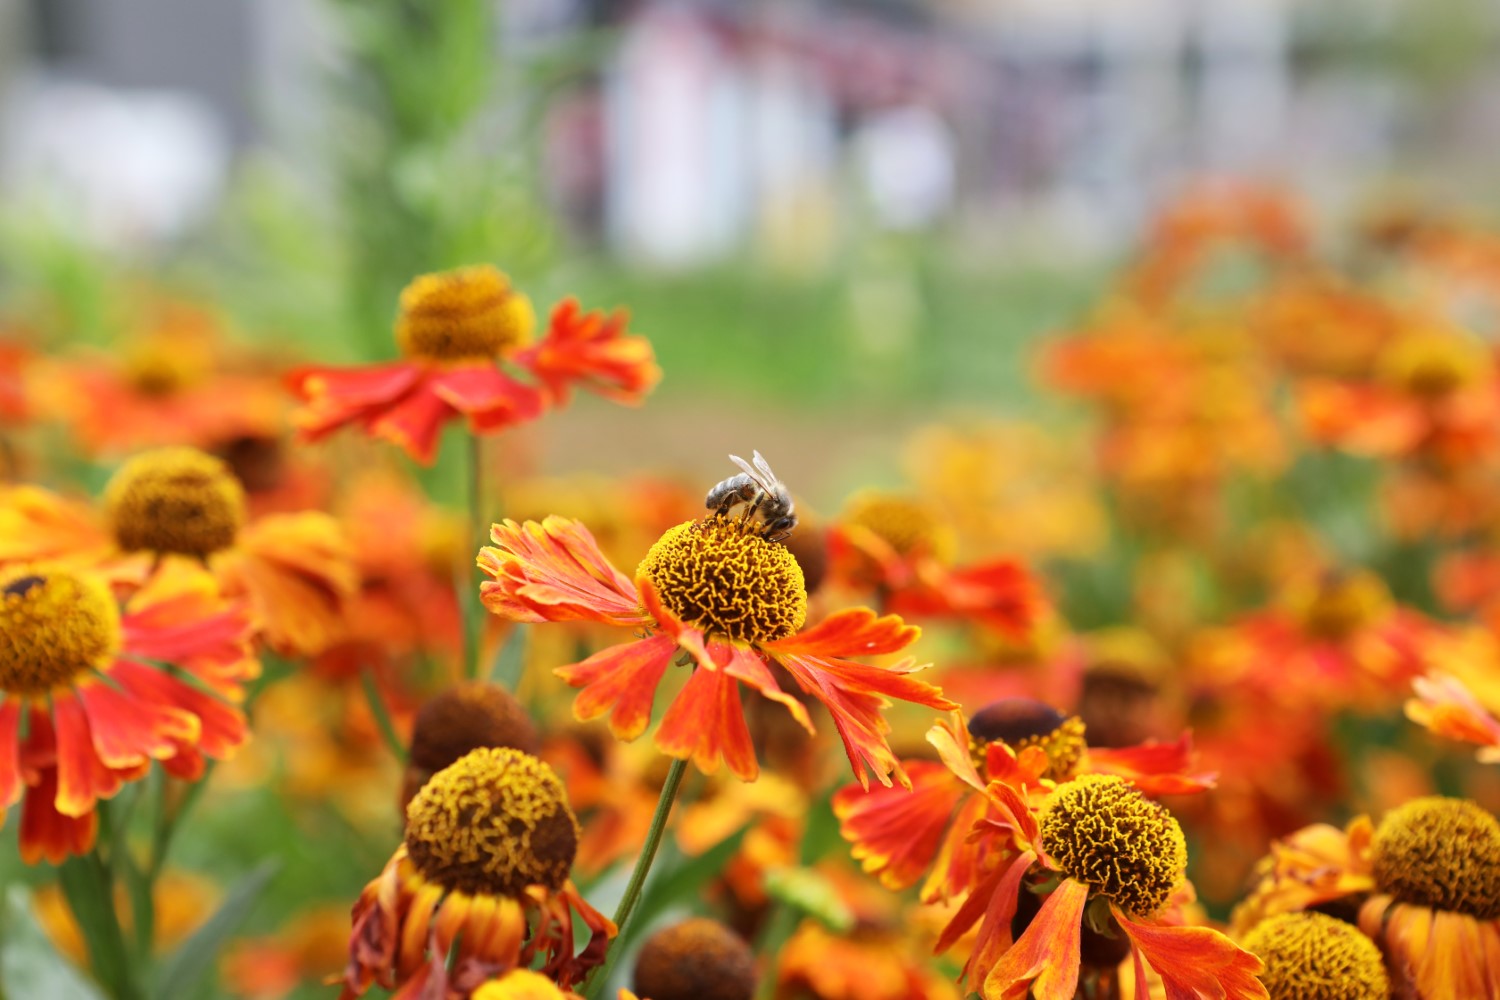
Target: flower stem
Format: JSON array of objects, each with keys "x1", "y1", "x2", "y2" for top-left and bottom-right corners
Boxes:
[
  {"x1": 463, "y1": 434, "x2": 487, "y2": 680},
  {"x1": 583, "y1": 757, "x2": 689, "y2": 999}
]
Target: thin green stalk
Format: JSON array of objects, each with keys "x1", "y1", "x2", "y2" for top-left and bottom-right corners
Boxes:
[
  {"x1": 583, "y1": 758, "x2": 689, "y2": 999},
  {"x1": 361, "y1": 667, "x2": 409, "y2": 763},
  {"x1": 58, "y1": 848, "x2": 141, "y2": 1000}
]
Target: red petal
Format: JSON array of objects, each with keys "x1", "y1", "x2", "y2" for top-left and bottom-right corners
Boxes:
[
  {"x1": 941, "y1": 850, "x2": 1037, "y2": 994},
  {"x1": 368, "y1": 379, "x2": 455, "y2": 464},
  {"x1": 287, "y1": 363, "x2": 423, "y2": 439},
  {"x1": 892, "y1": 559, "x2": 1040, "y2": 637},
  {"x1": 110, "y1": 659, "x2": 249, "y2": 760},
  {"x1": 722, "y1": 645, "x2": 813, "y2": 734},
  {"x1": 1116, "y1": 907, "x2": 1268, "y2": 1000},
  {"x1": 479, "y1": 518, "x2": 645, "y2": 627},
  {"x1": 0, "y1": 699, "x2": 20, "y2": 811},
  {"x1": 430, "y1": 366, "x2": 546, "y2": 430},
  {"x1": 654, "y1": 665, "x2": 759, "y2": 780},
  {"x1": 775, "y1": 651, "x2": 953, "y2": 789},
  {"x1": 1087, "y1": 731, "x2": 1218, "y2": 795},
  {"x1": 555, "y1": 635, "x2": 675, "y2": 741},
  {"x1": 75, "y1": 676, "x2": 198, "y2": 767},
  {"x1": 19, "y1": 767, "x2": 97, "y2": 864},
  {"x1": 51, "y1": 693, "x2": 121, "y2": 817},
  {"x1": 983, "y1": 876, "x2": 1088, "y2": 1000},
  {"x1": 516, "y1": 298, "x2": 661, "y2": 406},
  {"x1": 768, "y1": 608, "x2": 921, "y2": 658},
  {"x1": 833, "y1": 760, "x2": 966, "y2": 890}
]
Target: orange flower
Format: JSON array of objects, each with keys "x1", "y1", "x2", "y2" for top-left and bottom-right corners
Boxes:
[
  {"x1": 0, "y1": 449, "x2": 357, "y2": 656},
  {"x1": 777, "y1": 920, "x2": 959, "y2": 1000},
  {"x1": 827, "y1": 491, "x2": 1040, "y2": 638},
  {"x1": 0, "y1": 563, "x2": 257, "y2": 863},
  {"x1": 479, "y1": 516, "x2": 953, "y2": 787},
  {"x1": 835, "y1": 700, "x2": 1213, "y2": 927},
  {"x1": 341, "y1": 748, "x2": 612, "y2": 998},
  {"x1": 289, "y1": 266, "x2": 659, "y2": 464},
  {"x1": 1230, "y1": 797, "x2": 1500, "y2": 999},
  {"x1": 33, "y1": 300, "x2": 286, "y2": 457},
  {"x1": 978, "y1": 775, "x2": 1265, "y2": 1000}
]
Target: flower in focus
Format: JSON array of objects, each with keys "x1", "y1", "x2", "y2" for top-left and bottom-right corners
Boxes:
[
  {"x1": 341, "y1": 747, "x2": 612, "y2": 998},
  {"x1": 0, "y1": 563, "x2": 257, "y2": 862},
  {"x1": 1231, "y1": 796, "x2": 1500, "y2": 998},
  {"x1": 828, "y1": 490, "x2": 1040, "y2": 638},
  {"x1": 981, "y1": 775, "x2": 1265, "y2": 1000},
  {"x1": 479, "y1": 515, "x2": 954, "y2": 787},
  {"x1": 289, "y1": 266, "x2": 659, "y2": 464},
  {"x1": 0, "y1": 447, "x2": 357, "y2": 655},
  {"x1": 632, "y1": 917, "x2": 756, "y2": 1000}
]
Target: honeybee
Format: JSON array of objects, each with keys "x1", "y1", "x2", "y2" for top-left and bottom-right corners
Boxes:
[{"x1": 705, "y1": 450, "x2": 797, "y2": 543}]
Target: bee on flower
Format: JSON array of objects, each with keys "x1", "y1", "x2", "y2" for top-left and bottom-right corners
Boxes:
[
  {"x1": 288, "y1": 265, "x2": 660, "y2": 464},
  {"x1": 479, "y1": 466, "x2": 956, "y2": 786}
]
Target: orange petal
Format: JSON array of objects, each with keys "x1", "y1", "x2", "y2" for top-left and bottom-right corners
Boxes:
[
  {"x1": 286, "y1": 362, "x2": 423, "y2": 441},
  {"x1": 982, "y1": 876, "x2": 1088, "y2": 1000},
  {"x1": 516, "y1": 298, "x2": 660, "y2": 407},
  {"x1": 368, "y1": 380, "x2": 454, "y2": 465},
  {"x1": 479, "y1": 517, "x2": 645, "y2": 627},
  {"x1": 722, "y1": 645, "x2": 813, "y2": 734},
  {"x1": 1115, "y1": 907, "x2": 1267, "y2": 1000},
  {"x1": 939, "y1": 849, "x2": 1036, "y2": 994},
  {"x1": 1086, "y1": 731, "x2": 1218, "y2": 795},
  {"x1": 0, "y1": 699, "x2": 21, "y2": 811},
  {"x1": 556, "y1": 635, "x2": 675, "y2": 741},
  {"x1": 833, "y1": 760, "x2": 966, "y2": 890},
  {"x1": 768, "y1": 608, "x2": 921, "y2": 659},
  {"x1": 19, "y1": 768, "x2": 97, "y2": 864},
  {"x1": 430, "y1": 366, "x2": 546, "y2": 431},
  {"x1": 654, "y1": 665, "x2": 759, "y2": 779}
]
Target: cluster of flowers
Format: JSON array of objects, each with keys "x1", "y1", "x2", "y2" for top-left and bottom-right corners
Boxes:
[{"x1": 2, "y1": 185, "x2": 1499, "y2": 1000}]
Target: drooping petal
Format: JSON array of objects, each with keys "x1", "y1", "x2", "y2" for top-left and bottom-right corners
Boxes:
[
  {"x1": 982, "y1": 876, "x2": 1088, "y2": 1000},
  {"x1": 1116, "y1": 907, "x2": 1268, "y2": 1000},
  {"x1": 940, "y1": 850, "x2": 1038, "y2": 995},
  {"x1": 721, "y1": 645, "x2": 813, "y2": 734},
  {"x1": 654, "y1": 665, "x2": 759, "y2": 780},
  {"x1": 555, "y1": 635, "x2": 676, "y2": 741},
  {"x1": 926, "y1": 713, "x2": 987, "y2": 793},
  {"x1": 109, "y1": 658, "x2": 249, "y2": 761},
  {"x1": 514, "y1": 298, "x2": 661, "y2": 406},
  {"x1": 287, "y1": 362, "x2": 424, "y2": 441},
  {"x1": 430, "y1": 366, "x2": 546, "y2": 432},
  {"x1": 479, "y1": 517, "x2": 646, "y2": 627},
  {"x1": 19, "y1": 768, "x2": 97, "y2": 864},
  {"x1": 51, "y1": 693, "x2": 123, "y2": 817},
  {"x1": 775, "y1": 651, "x2": 954, "y2": 789},
  {"x1": 833, "y1": 760, "x2": 966, "y2": 890},
  {"x1": 1086, "y1": 731, "x2": 1218, "y2": 795},
  {"x1": 368, "y1": 379, "x2": 456, "y2": 465}
]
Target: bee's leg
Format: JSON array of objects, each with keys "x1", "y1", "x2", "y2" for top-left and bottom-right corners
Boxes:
[{"x1": 743, "y1": 493, "x2": 765, "y2": 527}]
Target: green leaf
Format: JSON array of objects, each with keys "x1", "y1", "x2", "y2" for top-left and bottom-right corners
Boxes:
[
  {"x1": 762, "y1": 867, "x2": 854, "y2": 933},
  {"x1": 57, "y1": 853, "x2": 140, "y2": 1000},
  {"x1": 0, "y1": 886, "x2": 108, "y2": 1000},
  {"x1": 488, "y1": 622, "x2": 530, "y2": 692},
  {"x1": 151, "y1": 860, "x2": 279, "y2": 1000}
]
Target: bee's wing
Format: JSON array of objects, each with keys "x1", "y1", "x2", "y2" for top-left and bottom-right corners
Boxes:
[
  {"x1": 750, "y1": 450, "x2": 780, "y2": 485},
  {"x1": 729, "y1": 453, "x2": 778, "y2": 495}
]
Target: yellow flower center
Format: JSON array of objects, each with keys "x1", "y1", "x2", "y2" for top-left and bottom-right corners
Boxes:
[
  {"x1": 404, "y1": 747, "x2": 579, "y2": 897},
  {"x1": 638, "y1": 518, "x2": 807, "y2": 644},
  {"x1": 840, "y1": 491, "x2": 955, "y2": 563},
  {"x1": 1371, "y1": 796, "x2": 1500, "y2": 918},
  {"x1": 1378, "y1": 330, "x2": 1488, "y2": 399},
  {"x1": 0, "y1": 571, "x2": 120, "y2": 695},
  {"x1": 1290, "y1": 570, "x2": 1392, "y2": 641},
  {"x1": 1039, "y1": 774, "x2": 1187, "y2": 918},
  {"x1": 968, "y1": 698, "x2": 1087, "y2": 780},
  {"x1": 1242, "y1": 912, "x2": 1389, "y2": 1000},
  {"x1": 122, "y1": 334, "x2": 212, "y2": 397},
  {"x1": 633, "y1": 917, "x2": 756, "y2": 1000},
  {"x1": 395, "y1": 265, "x2": 537, "y2": 362},
  {"x1": 106, "y1": 447, "x2": 246, "y2": 558}
]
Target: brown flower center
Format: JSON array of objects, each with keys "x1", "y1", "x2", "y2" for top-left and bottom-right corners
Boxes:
[
  {"x1": 1371, "y1": 796, "x2": 1500, "y2": 919},
  {"x1": 105, "y1": 447, "x2": 246, "y2": 558},
  {"x1": 0, "y1": 571, "x2": 120, "y2": 695}
]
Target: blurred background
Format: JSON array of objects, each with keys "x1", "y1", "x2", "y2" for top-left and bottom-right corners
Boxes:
[{"x1": 5, "y1": 0, "x2": 1500, "y2": 506}]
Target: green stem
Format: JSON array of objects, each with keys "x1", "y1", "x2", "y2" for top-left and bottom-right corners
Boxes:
[
  {"x1": 583, "y1": 758, "x2": 689, "y2": 999},
  {"x1": 58, "y1": 848, "x2": 141, "y2": 1000},
  {"x1": 361, "y1": 668, "x2": 409, "y2": 763}
]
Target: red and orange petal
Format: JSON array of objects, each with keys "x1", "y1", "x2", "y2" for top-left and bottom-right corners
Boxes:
[
  {"x1": 516, "y1": 298, "x2": 661, "y2": 406},
  {"x1": 1117, "y1": 911, "x2": 1265, "y2": 1000},
  {"x1": 940, "y1": 849, "x2": 1038, "y2": 995},
  {"x1": 1084, "y1": 733, "x2": 1218, "y2": 796},
  {"x1": 983, "y1": 874, "x2": 1089, "y2": 1000},
  {"x1": 479, "y1": 517, "x2": 647, "y2": 628},
  {"x1": 1360, "y1": 896, "x2": 1500, "y2": 1000},
  {"x1": 288, "y1": 362, "x2": 545, "y2": 465},
  {"x1": 1407, "y1": 673, "x2": 1500, "y2": 762},
  {"x1": 341, "y1": 848, "x2": 612, "y2": 999},
  {"x1": 833, "y1": 760, "x2": 966, "y2": 891},
  {"x1": 1228, "y1": 817, "x2": 1377, "y2": 935},
  {"x1": 888, "y1": 559, "x2": 1041, "y2": 638}
]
